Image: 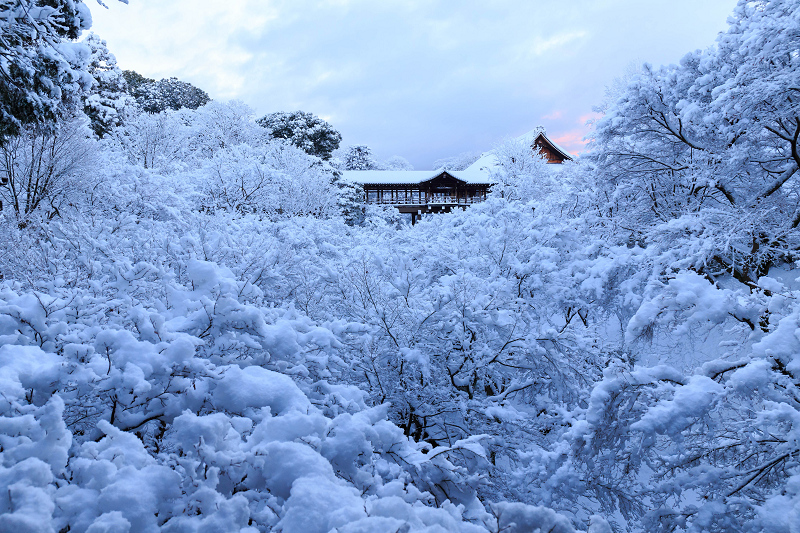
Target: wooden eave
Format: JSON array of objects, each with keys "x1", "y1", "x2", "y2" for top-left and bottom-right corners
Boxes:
[
  {"x1": 361, "y1": 171, "x2": 478, "y2": 187},
  {"x1": 419, "y1": 171, "x2": 467, "y2": 185},
  {"x1": 533, "y1": 133, "x2": 573, "y2": 162}
]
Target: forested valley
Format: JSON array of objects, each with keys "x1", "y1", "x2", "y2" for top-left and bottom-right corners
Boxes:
[{"x1": 1, "y1": 1, "x2": 799, "y2": 531}]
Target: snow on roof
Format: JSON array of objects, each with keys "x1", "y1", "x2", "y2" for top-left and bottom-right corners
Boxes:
[
  {"x1": 342, "y1": 169, "x2": 492, "y2": 185},
  {"x1": 515, "y1": 127, "x2": 545, "y2": 145},
  {"x1": 464, "y1": 152, "x2": 501, "y2": 174}
]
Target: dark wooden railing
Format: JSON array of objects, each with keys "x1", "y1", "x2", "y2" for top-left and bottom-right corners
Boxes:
[{"x1": 364, "y1": 189, "x2": 488, "y2": 206}]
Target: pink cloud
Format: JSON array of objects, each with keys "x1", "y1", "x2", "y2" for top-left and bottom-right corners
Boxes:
[
  {"x1": 542, "y1": 110, "x2": 563, "y2": 121},
  {"x1": 551, "y1": 129, "x2": 590, "y2": 156},
  {"x1": 540, "y1": 112, "x2": 601, "y2": 156}
]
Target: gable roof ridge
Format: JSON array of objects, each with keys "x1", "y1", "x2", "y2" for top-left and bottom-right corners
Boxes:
[
  {"x1": 341, "y1": 169, "x2": 491, "y2": 185},
  {"x1": 421, "y1": 170, "x2": 465, "y2": 183},
  {"x1": 534, "y1": 131, "x2": 573, "y2": 161}
]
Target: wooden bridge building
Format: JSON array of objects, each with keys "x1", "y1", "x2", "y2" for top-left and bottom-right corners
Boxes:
[
  {"x1": 342, "y1": 131, "x2": 572, "y2": 223},
  {"x1": 342, "y1": 169, "x2": 492, "y2": 224}
]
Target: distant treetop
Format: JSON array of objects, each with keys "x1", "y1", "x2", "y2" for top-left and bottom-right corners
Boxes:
[
  {"x1": 342, "y1": 145, "x2": 379, "y2": 170},
  {"x1": 122, "y1": 70, "x2": 155, "y2": 93},
  {"x1": 257, "y1": 111, "x2": 341, "y2": 160},
  {"x1": 124, "y1": 72, "x2": 211, "y2": 113}
]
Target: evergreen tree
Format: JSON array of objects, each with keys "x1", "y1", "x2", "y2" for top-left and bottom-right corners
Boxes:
[
  {"x1": 132, "y1": 77, "x2": 211, "y2": 113},
  {"x1": 0, "y1": 0, "x2": 123, "y2": 140},
  {"x1": 122, "y1": 70, "x2": 154, "y2": 93},
  {"x1": 343, "y1": 145, "x2": 378, "y2": 170},
  {"x1": 82, "y1": 33, "x2": 135, "y2": 137},
  {"x1": 257, "y1": 111, "x2": 341, "y2": 160},
  {"x1": 333, "y1": 172, "x2": 365, "y2": 225}
]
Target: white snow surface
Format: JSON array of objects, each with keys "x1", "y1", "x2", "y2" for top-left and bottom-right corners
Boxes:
[{"x1": 5, "y1": 6, "x2": 800, "y2": 527}]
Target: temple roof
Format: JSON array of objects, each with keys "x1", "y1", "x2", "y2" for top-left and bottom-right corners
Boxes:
[
  {"x1": 464, "y1": 128, "x2": 574, "y2": 173},
  {"x1": 342, "y1": 169, "x2": 492, "y2": 186},
  {"x1": 531, "y1": 132, "x2": 573, "y2": 162}
]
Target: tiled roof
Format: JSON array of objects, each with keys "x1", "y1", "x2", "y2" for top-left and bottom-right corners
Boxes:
[{"x1": 342, "y1": 169, "x2": 492, "y2": 185}]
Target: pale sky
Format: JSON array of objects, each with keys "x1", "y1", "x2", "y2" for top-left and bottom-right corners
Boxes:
[{"x1": 89, "y1": 0, "x2": 738, "y2": 168}]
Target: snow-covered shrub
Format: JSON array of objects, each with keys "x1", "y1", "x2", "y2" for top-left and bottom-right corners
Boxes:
[
  {"x1": 108, "y1": 110, "x2": 190, "y2": 171},
  {"x1": 0, "y1": 193, "x2": 588, "y2": 531},
  {"x1": 185, "y1": 100, "x2": 268, "y2": 158},
  {"x1": 196, "y1": 143, "x2": 339, "y2": 218}
]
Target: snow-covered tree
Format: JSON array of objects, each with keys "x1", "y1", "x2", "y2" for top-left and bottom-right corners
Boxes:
[
  {"x1": 588, "y1": 0, "x2": 800, "y2": 284},
  {"x1": 81, "y1": 33, "x2": 135, "y2": 137},
  {"x1": 122, "y1": 69, "x2": 154, "y2": 93},
  {"x1": 343, "y1": 144, "x2": 378, "y2": 170},
  {"x1": 257, "y1": 110, "x2": 341, "y2": 160},
  {"x1": 109, "y1": 101, "x2": 268, "y2": 170},
  {"x1": 0, "y1": 0, "x2": 126, "y2": 139},
  {"x1": 548, "y1": 268, "x2": 800, "y2": 532},
  {"x1": 490, "y1": 137, "x2": 561, "y2": 203},
  {"x1": 333, "y1": 172, "x2": 365, "y2": 226},
  {"x1": 132, "y1": 77, "x2": 211, "y2": 113},
  {"x1": 186, "y1": 100, "x2": 267, "y2": 157},
  {"x1": 0, "y1": 118, "x2": 97, "y2": 221},
  {"x1": 197, "y1": 142, "x2": 339, "y2": 218},
  {"x1": 434, "y1": 151, "x2": 482, "y2": 171},
  {"x1": 383, "y1": 154, "x2": 414, "y2": 170},
  {"x1": 108, "y1": 110, "x2": 188, "y2": 171},
  {"x1": 524, "y1": 3, "x2": 800, "y2": 529}
]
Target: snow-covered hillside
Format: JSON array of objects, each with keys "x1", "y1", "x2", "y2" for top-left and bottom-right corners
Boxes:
[{"x1": 1, "y1": 1, "x2": 800, "y2": 532}]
